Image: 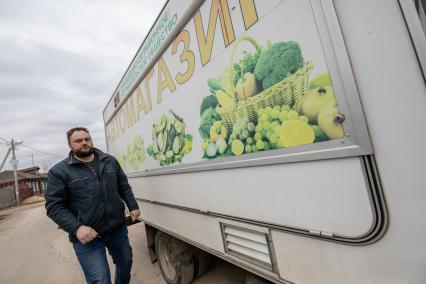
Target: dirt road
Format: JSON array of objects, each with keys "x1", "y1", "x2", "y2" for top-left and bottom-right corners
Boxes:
[{"x1": 0, "y1": 203, "x2": 246, "y2": 284}]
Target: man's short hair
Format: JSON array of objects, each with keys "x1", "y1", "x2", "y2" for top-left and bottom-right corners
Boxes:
[{"x1": 67, "y1": 127, "x2": 90, "y2": 144}]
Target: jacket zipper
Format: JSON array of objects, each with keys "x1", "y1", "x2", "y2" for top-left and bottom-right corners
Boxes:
[{"x1": 83, "y1": 162, "x2": 110, "y2": 232}]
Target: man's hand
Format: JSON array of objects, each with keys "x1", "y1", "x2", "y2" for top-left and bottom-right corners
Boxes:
[
  {"x1": 130, "y1": 209, "x2": 140, "y2": 222},
  {"x1": 76, "y1": 225, "x2": 98, "y2": 244}
]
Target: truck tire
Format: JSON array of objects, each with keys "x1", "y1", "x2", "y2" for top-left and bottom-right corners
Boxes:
[
  {"x1": 192, "y1": 248, "x2": 211, "y2": 278},
  {"x1": 155, "y1": 231, "x2": 195, "y2": 284}
]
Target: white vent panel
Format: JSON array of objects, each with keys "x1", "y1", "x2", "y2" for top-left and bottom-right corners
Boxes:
[
  {"x1": 226, "y1": 235, "x2": 270, "y2": 254},
  {"x1": 222, "y1": 224, "x2": 273, "y2": 270},
  {"x1": 224, "y1": 227, "x2": 268, "y2": 244}
]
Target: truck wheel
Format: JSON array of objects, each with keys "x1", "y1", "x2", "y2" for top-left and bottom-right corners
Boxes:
[
  {"x1": 155, "y1": 231, "x2": 194, "y2": 284},
  {"x1": 193, "y1": 248, "x2": 211, "y2": 278}
]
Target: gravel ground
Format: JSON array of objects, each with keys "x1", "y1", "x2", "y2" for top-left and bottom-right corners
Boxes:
[{"x1": 0, "y1": 203, "x2": 246, "y2": 284}]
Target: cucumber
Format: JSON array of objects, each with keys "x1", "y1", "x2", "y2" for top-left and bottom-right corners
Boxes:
[{"x1": 172, "y1": 136, "x2": 181, "y2": 154}]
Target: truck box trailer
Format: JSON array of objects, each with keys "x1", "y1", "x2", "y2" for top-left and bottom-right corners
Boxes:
[{"x1": 103, "y1": 0, "x2": 426, "y2": 283}]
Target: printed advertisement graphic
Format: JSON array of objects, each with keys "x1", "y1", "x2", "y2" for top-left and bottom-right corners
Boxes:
[
  {"x1": 199, "y1": 35, "x2": 342, "y2": 159},
  {"x1": 106, "y1": 0, "x2": 346, "y2": 173},
  {"x1": 146, "y1": 110, "x2": 193, "y2": 166}
]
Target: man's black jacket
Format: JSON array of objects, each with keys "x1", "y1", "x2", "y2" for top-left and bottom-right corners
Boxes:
[{"x1": 45, "y1": 149, "x2": 139, "y2": 242}]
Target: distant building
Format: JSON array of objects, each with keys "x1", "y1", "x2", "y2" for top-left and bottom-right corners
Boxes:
[{"x1": 0, "y1": 166, "x2": 47, "y2": 202}]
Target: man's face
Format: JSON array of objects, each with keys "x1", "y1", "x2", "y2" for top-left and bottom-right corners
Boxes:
[{"x1": 69, "y1": 131, "x2": 94, "y2": 158}]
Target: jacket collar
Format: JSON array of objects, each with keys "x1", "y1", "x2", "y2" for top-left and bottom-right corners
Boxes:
[{"x1": 67, "y1": 148, "x2": 108, "y2": 165}]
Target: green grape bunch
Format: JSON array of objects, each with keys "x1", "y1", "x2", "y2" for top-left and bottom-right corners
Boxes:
[
  {"x1": 126, "y1": 135, "x2": 146, "y2": 170},
  {"x1": 254, "y1": 104, "x2": 315, "y2": 150},
  {"x1": 226, "y1": 117, "x2": 257, "y2": 155}
]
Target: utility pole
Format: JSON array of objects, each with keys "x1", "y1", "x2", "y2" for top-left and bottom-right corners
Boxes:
[
  {"x1": 31, "y1": 154, "x2": 34, "y2": 167},
  {"x1": 10, "y1": 139, "x2": 23, "y2": 206},
  {"x1": 0, "y1": 147, "x2": 11, "y2": 172}
]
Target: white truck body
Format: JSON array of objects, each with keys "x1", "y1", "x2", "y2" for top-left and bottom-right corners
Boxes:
[{"x1": 103, "y1": 0, "x2": 426, "y2": 283}]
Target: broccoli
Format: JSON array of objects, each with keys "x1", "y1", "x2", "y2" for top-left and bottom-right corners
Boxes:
[
  {"x1": 200, "y1": 95, "x2": 218, "y2": 115},
  {"x1": 199, "y1": 107, "x2": 219, "y2": 139},
  {"x1": 254, "y1": 41, "x2": 304, "y2": 90}
]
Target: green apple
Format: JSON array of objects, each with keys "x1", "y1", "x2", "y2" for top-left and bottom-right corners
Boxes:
[
  {"x1": 301, "y1": 87, "x2": 336, "y2": 124},
  {"x1": 317, "y1": 106, "x2": 345, "y2": 139},
  {"x1": 309, "y1": 73, "x2": 333, "y2": 90}
]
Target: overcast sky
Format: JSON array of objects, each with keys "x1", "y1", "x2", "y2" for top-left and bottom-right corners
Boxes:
[{"x1": 0, "y1": 0, "x2": 166, "y2": 171}]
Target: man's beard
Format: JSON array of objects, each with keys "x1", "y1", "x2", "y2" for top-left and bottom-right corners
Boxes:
[{"x1": 73, "y1": 146, "x2": 94, "y2": 158}]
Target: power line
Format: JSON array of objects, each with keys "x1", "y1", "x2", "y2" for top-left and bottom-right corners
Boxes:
[
  {"x1": 0, "y1": 137, "x2": 61, "y2": 158},
  {"x1": 11, "y1": 146, "x2": 62, "y2": 161},
  {"x1": 1, "y1": 153, "x2": 61, "y2": 171},
  {"x1": 0, "y1": 137, "x2": 9, "y2": 143},
  {"x1": 16, "y1": 147, "x2": 57, "y2": 159},
  {"x1": 19, "y1": 143, "x2": 62, "y2": 158}
]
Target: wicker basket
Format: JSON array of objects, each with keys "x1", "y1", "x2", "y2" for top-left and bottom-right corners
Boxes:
[{"x1": 217, "y1": 36, "x2": 313, "y2": 132}]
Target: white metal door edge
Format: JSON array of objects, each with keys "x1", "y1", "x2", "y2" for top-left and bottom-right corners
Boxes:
[{"x1": 399, "y1": 0, "x2": 426, "y2": 81}]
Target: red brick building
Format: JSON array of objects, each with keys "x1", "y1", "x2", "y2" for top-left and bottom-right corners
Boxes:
[{"x1": 0, "y1": 166, "x2": 47, "y2": 202}]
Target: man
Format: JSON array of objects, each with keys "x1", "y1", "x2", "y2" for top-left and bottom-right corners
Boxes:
[{"x1": 45, "y1": 127, "x2": 140, "y2": 284}]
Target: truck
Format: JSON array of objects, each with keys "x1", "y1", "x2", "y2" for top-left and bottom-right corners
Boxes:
[{"x1": 103, "y1": 0, "x2": 426, "y2": 283}]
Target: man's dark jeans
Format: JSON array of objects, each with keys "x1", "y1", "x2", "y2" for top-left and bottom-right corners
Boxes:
[{"x1": 73, "y1": 226, "x2": 132, "y2": 284}]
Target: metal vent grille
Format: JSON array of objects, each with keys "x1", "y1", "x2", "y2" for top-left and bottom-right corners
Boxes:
[{"x1": 222, "y1": 224, "x2": 273, "y2": 271}]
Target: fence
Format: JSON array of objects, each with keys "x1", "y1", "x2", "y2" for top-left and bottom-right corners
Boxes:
[{"x1": 0, "y1": 187, "x2": 16, "y2": 209}]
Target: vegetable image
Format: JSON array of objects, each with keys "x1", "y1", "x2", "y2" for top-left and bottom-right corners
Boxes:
[
  {"x1": 116, "y1": 154, "x2": 127, "y2": 170},
  {"x1": 279, "y1": 120, "x2": 315, "y2": 147},
  {"x1": 126, "y1": 135, "x2": 146, "y2": 170},
  {"x1": 216, "y1": 138, "x2": 228, "y2": 154},
  {"x1": 206, "y1": 142, "x2": 218, "y2": 157},
  {"x1": 207, "y1": 78, "x2": 224, "y2": 93},
  {"x1": 298, "y1": 87, "x2": 336, "y2": 124},
  {"x1": 317, "y1": 106, "x2": 345, "y2": 139},
  {"x1": 251, "y1": 104, "x2": 332, "y2": 150},
  {"x1": 232, "y1": 50, "x2": 261, "y2": 86},
  {"x1": 216, "y1": 90, "x2": 234, "y2": 108},
  {"x1": 209, "y1": 121, "x2": 228, "y2": 142},
  {"x1": 197, "y1": 36, "x2": 343, "y2": 160},
  {"x1": 231, "y1": 139, "x2": 244, "y2": 156},
  {"x1": 199, "y1": 107, "x2": 219, "y2": 139},
  {"x1": 116, "y1": 135, "x2": 145, "y2": 171},
  {"x1": 254, "y1": 41, "x2": 304, "y2": 90},
  {"x1": 311, "y1": 125, "x2": 329, "y2": 142},
  {"x1": 236, "y1": 72, "x2": 258, "y2": 100},
  {"x1": 200, "y1": 95, "x2": 218, "y2": 115},
  {"x1": 147, "y1": 110, "x2": 193, "y2": 166},
  {"x1": 309, "y1": 73, "x2": 332, "y2": 90}
]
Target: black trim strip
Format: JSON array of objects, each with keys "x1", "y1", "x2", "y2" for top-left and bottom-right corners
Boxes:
[{"x1": 417, "y1": 0, "x2": 426, "y2": 15}]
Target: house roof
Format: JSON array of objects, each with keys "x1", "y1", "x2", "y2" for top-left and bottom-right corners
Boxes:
[
  {"x1": 0, "y1": 170, "x2": 46, "y2": 184},
  {"x1": 19, "y1": 166, "x2": 40, "y2": 173}
]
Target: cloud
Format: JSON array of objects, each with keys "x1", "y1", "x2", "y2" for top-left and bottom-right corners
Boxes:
[{"x1": 0, "y1": 0, "x2": 166, "y2": 171}]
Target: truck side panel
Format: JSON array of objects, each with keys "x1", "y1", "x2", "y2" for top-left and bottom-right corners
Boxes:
[
  {"x1": 131, "y1": 156, "x2": 374, "y2": 238},
  {"x1": 106, "y1": 0, "x2": 426, "y2": 282}
]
